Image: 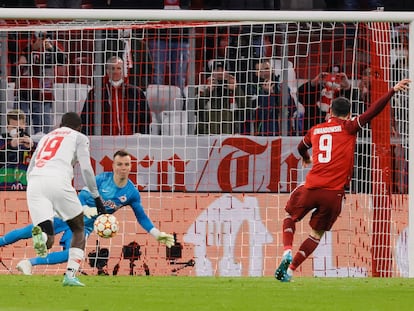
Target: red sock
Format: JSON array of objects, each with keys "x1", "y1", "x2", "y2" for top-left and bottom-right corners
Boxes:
[
  {"x1": 290, "y1": 235, "x2": 320, "y2": 271},
  {"x1": 282, "y1": 217, "x2": 295, "y2": 250}
]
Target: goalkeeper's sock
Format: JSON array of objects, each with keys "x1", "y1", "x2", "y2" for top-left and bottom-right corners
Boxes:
[
  {"x1": 31, "y1": 250, "x2": 69, "y2": 266},
  {"x1": 66, "y1": 247, "x2": 84, "y2": 278}
]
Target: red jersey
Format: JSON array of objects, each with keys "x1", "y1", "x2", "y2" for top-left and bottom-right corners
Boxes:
[
  {"x1": 299, "y1": 88, "x2": 395, "y2": 190},
  {"x1": 301, "y1": 117, "x2": 360, "y2": 190}
]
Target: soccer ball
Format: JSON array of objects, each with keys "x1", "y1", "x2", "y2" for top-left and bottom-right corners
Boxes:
[{"x1": 93, "y1": 214, "x2": 119, "y2": 238}]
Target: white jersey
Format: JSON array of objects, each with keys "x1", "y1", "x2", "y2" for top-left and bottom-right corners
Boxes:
[{"x1": 27, "y1": 126, "x2": 99, "y2": 198}]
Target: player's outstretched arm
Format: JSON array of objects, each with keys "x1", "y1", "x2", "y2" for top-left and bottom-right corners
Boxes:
[{"x1": 359, "y1": 79, "x2": 410, "y2": 126}]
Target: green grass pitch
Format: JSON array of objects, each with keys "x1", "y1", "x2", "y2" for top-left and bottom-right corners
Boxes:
[{"x1": 1, "y1": 275, "x2": 414, "y2": 311}]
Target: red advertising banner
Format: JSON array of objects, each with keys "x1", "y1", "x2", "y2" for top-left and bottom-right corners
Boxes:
[{"x1": 74, "y1": 136, "x2": 305, "y2": 193}]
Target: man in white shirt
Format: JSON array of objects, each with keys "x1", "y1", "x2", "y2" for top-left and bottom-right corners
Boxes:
[{"x1": 26, "y1": 112, "x2": 104, "y2": 287}]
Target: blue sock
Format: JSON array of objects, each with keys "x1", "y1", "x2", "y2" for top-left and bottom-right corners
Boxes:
[
  {"x1": 30, "y1": 250, "x2": 69, "y2": 266},
  {"x1": 29, "y1": 250, "x2": 69, "y2": 266}
]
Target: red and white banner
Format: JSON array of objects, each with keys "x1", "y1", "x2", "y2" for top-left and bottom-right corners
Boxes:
[{"x1": 76, "y1": 135, "x2": 306, "y2": 193}]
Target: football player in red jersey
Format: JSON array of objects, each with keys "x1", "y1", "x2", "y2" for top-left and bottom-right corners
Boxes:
[{"x1": 275, "y1": 78, "x2": 410, "y2": 282}]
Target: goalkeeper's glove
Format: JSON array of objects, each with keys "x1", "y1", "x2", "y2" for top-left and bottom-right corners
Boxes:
[
  {"x1": 83, "y1": 206, "x2": 98, "y2": 219},
  {"x1": 149, "y1": 228, "x2": 175, "y2": 248},
  {"x1": 94, "y1": 197, "x2": 106, "y2": 215}
]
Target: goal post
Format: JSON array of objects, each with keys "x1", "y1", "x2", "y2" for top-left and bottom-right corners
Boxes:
[
  {"x1": 408, "y1": 21, "x2": 414, "y2": 279},
  {"x1": 0, "y1": 9, "x2": 413, "y2": 277}
]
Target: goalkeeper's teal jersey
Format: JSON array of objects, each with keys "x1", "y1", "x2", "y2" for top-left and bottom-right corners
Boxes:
[{"x1": 79, "y1": 172, "x2": 155, "y2": 234}]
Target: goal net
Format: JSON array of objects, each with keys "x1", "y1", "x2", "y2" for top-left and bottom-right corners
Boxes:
[{"x1": 0, "y1": 10, "x2": 411, "y2": 277}]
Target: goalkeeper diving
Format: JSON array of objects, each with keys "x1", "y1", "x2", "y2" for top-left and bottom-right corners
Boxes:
[{"x1": 0, "y1": 149, "x2": 174, "y2": 275}]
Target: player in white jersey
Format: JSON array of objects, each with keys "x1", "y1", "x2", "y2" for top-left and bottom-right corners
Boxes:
[{"x1": 26, "y1": 112, "x2": 105, "y2": 287}]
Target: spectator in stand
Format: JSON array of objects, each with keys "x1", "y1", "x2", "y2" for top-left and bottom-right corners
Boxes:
[
  {"x1": 0, "y1": 110, "x2": 36, "y2": 191},
  {"x1": 16, "y1": 31, "x2": 67, "y2": 135},
  {"x1": 81, "y1": 56, "x2": 152, "y2": 135},
  {"x1": 252, "y1": 59, "x2": 296, "y2": 136},
  {"x1": 47, "y1": 0, "x2": 81, "y2": 8},
  {"x1": 196, "y1": 59, "x2": 248, "y2": 135},
  {"x1": 297, "y1": 64, "x2": 351, "y2": 134}
]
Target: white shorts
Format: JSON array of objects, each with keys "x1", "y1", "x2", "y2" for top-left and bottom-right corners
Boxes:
[{"x1": 26, "y1": 175, "x2": 82, "y2": 226}]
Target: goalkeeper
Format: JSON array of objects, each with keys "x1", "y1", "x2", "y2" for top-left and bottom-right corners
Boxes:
[{"x1": 2, "y1": 149, "x2": 174, "y2": 275}]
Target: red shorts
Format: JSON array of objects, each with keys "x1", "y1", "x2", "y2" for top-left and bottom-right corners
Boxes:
[{"x1": 285, "y1": 185, "x2": 345, "y2": 231}]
